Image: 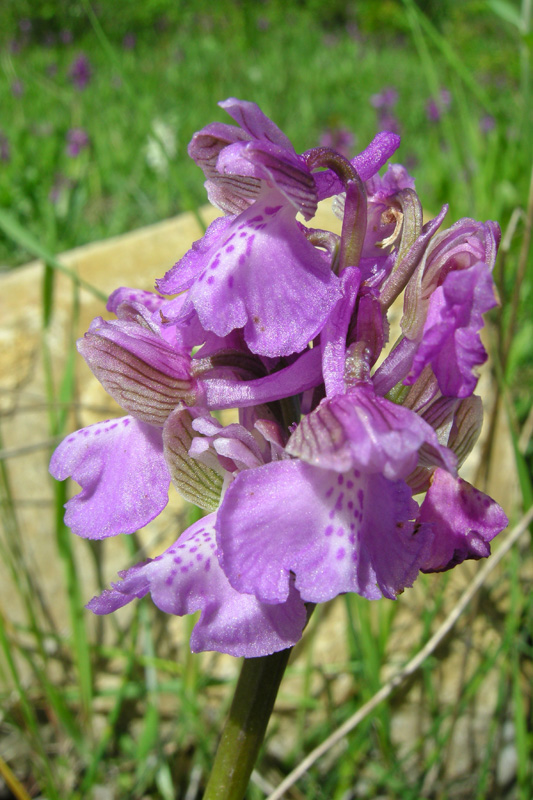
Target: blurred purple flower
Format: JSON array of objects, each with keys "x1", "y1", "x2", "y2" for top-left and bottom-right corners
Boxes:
[
  {"x1": 426, "y1": 89, "x2": 452, "y2": 122},
  {"x1": 319, "y1": 127, "x2": 355, "y2": 159},
  {"x1": 19, "y1": 18, "x2": 32, "y2": 34},
  {"x1": 66, "y1": 128, "x2": 90, "y2": 157},
  {"x1": 0, "y1": 133, "x2": 10, "y2": 163},
  {"x1": 122, "y1": 33, "x2": 136, "y2": 50},
  {"x1": 60, "y1": 30, "x2": 73, "y2": 45},
  {"x1": 370, "y1": 87, "x2": 398, "y2": 109},
  {"x1": 69, "y1": 54, "x2": 92, "y2": 90},
  {"x1": 377, "y1": 111, "x2": 400, "y2": 135},
  {"x1": 480, "y1": 115, "x2": 496, "y2": 134},
  {"x1": 11, "y1": 79, "x2": 24, "y2": 97},
  {"x1": 370, "y1": 87, "x2": 400, "y2": 134}
]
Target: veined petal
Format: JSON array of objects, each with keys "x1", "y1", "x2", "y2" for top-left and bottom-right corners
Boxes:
[
  {"x1": 87, "y1": 513, "x2": 307, "y2": 657},
  {"x1": 217, "y1": 140, "x2": 318, "y2": 220},
  {"x1": 219, "y1": 98, "x2": 293, "y2": 148},
  {"x1": 287, "y1": 384, "x2": 456, "y2": 480},
  {"x1": 163, "y1": 407, "x2": 223, "y2": 512},
  {"x1": 188, "y1": 120, "x2": 261, "y2": 215},
  {"x1": 217, "y1": 460, "x2": 432, "y2": 604},
  {"x1": 418, "y1": 469, "x2": 508, "y2": 573},
  {"x1": 78, "y1": 317, "x2": 198, "y2": 426},
  {"x1": 49, "y1": 417, "x2": 170, "y2": 539}
]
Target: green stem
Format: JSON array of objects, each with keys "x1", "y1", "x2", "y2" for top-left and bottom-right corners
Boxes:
[{"x1": 203, "y1": 648, "x2": 292, "y2": 800}]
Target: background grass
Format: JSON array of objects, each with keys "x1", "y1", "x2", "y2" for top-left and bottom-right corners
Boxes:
[{"x1": 1, "y1": 0, "x2": 532, "y2": 798}]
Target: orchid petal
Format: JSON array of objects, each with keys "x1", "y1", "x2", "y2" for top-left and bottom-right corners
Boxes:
[
  {"x1": 217, "y1": 460, "x2": 431, "y2": 604},
  {"x1": 88, "y1": 513, "x2": 307, "y2": 657},
  {"x1": 49, "y1": 417, "x2": 170, "y2": 539},
  {"x1": 418, "y1": 469, "x2": 508, "y2": 573}
]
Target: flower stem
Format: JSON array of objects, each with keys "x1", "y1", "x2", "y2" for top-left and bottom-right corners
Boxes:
[{"x1": 202, "y1": 648, "x2": 292, "y2": 800}]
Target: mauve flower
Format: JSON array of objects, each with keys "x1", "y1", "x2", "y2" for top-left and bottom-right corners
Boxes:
[
  {"x1": 0, "y1": 133, "x2": 10, "y2": 163},
  {"x1": 60, "y1": 30, "x2": 73, "y2": 45},
  {"x1": 122, "y1": 33, "x2": 136, "y2": 49},
  {"x1": 426, "y1": 89, "x2": 452, "y2": 122},
  {"x1": 370, "y1": 87, "x2": 398, "y2": 109},
  {"x1": 69, "y1": 54, "x2": 92, "y2": 89},
  {"x1": 11, "y1": 79, "x2": 24, "y2": 97},
  {"x1": 480, "y1": 115, "x2": 496, "y2": 134},
  {"x1": 49, "y1": 98, "x2": 508, "y2": 657},
  {"x1": 66, "y1": 128, "x2": 89, "y2": 157},
  {"x1": 319, "y1": 126, "x2": 354, "y2": 159}
]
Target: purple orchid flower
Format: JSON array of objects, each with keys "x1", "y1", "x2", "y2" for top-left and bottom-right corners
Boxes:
[
  {"x1": 160, "y1": 98, "x2": 401, "y2": 358},
  {"x1": 50, "y1": 98, "x2": 508, "y2": 658},
  {"x1": 69, "y1": 54, "x2": 92, "y2": 90},
  {"x1": 66, "y1": 128, "x2": 90, "y2": 157}
]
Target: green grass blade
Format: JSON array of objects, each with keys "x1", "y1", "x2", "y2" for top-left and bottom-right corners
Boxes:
[{"x1": 0, "y1": 208, "x2": 107, "y2": 302}]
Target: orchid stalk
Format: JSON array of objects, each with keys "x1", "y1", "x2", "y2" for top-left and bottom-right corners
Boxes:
[{"x1": 49, "y1": 99, "x2": 508, "y2": 797}]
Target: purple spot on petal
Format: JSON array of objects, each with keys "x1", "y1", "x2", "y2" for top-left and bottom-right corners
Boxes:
[
  {"x1": 239, "y1": 254, "x2": 246, "y2": 266},
  {"x1": 325, "y1": 486, "x2": 334, "y2": 499},
  {"x1": 336, "y1": 548, "x2": 346, "y2": 560},
  {"x1": 349, "y1": 533, "x2": 355, "y2": 543},
  {"x1": 205, "y1": 559, "x2": 211, "y2": 571},
  {"x1": 109, "y1": 423, "x2": 118, "y2": 430},
  {"x1": 248, "y1": 215, "x2": 263, "y2": 223},
  {"x1": 325, "y1": 525, "x2": 334, "y2": 537},
  {"x1": 67, "y1": 437, "x2": 75, "y2": 443},
  {"x1": 348, "y1": 501, "x2": 354, "y2": 510},
  {"x1": 337, "y1": 475, "x2": 344, "y2": 486},
  {"x1": 190, "y1": 547, "x2": 197, "y2": 553},
  {"x1": 240, "y1": 231, "x2": 247, "y2": 238},
  {"x1": 328, "y1": 509, "x2": 335, "y2": 520},
  {"x1": 265, "y1": 205, "x2": 282, "y2": 215},
  {"x1": 173, "y1": 557, "x2": 182, "y2": 564},
  {"x1": 336, "y1": 527, "x2": 344, "y2": 537},
  {"x1": 180, "y1": 566, "x2": 189, "y2": 573},
  {"x1": 357, "y1": 489, "x2": 364, "y2": 508},
  {"x1": 95, "y1": 429, "x2": 102, "y2": 435},
  {"x1": 123, "y1": 418, "x2": 130, "y2": 426},
  {"x1": 346, "y1": 480, "x2": 354, "y2": 489},
  {"x1": 483, "y1": 498, "x2": 491, "y2": 507},
  {"x1": 226, "y1": 245, "x2": 234, "y2": 253},
  {"x1": 207, "y1": 276, "x2": 215, "y2": 285},
  {"x1": 228, "y1": 276, "x2": 234, "y2": 289}
]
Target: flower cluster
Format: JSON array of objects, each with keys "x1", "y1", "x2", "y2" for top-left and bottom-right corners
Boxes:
[{"x1": 50, "y1": 99, "x2": 508, "y2": 658}]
